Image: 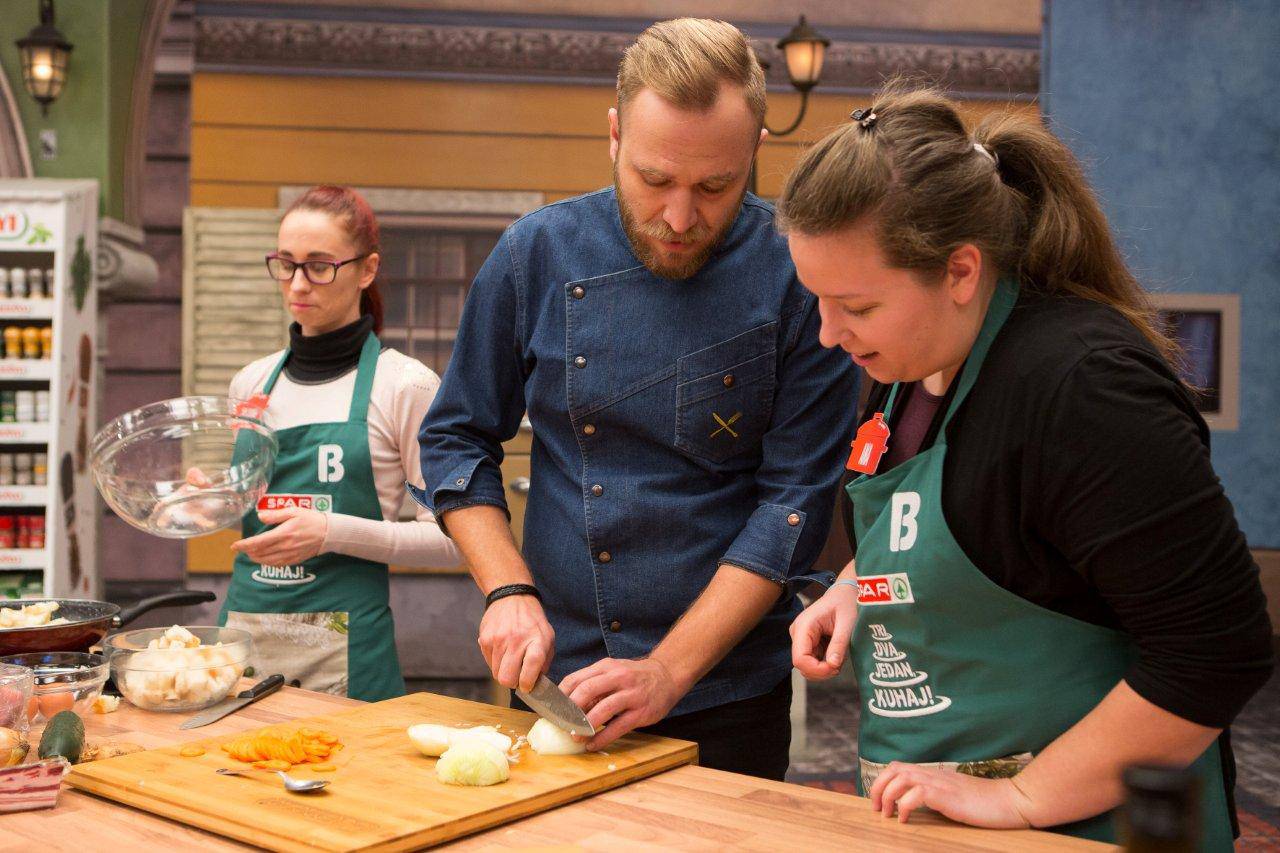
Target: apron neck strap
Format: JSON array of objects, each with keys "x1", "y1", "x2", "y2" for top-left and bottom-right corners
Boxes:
[
  {"x1": 259, "y1": 329, "x2": 381, "y2": 424},
  {"x1": 880, "y1": 278, "x2": 1019, "y2": 428},
  {"x1": 347, "y1": 331, "x2": 381, "y2": 423},
  {"x1": 939, "y1": 278, "x2": 1018, "y2": 430}
]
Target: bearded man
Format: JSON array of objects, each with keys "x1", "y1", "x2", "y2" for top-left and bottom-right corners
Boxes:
[{"x1": 415, "y1": 17, "x2": 857, "y2": 779}]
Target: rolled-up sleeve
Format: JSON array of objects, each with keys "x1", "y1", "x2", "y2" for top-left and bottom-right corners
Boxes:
[
  {"x1": 720, "y1": 294, "x2": 858, "y2": 591},
  {"x1": 414, "y1": 229, "x2": 528, "y2": 525}
]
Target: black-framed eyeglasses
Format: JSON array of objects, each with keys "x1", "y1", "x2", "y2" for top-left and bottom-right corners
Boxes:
[{"x1": 265, "y1": 253, "x2": 370, "y2": 285}]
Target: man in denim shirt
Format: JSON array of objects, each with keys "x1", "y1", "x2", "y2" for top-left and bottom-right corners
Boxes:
[{"x1": 417, "y1": 19, "x2": 857, "y2": 779}]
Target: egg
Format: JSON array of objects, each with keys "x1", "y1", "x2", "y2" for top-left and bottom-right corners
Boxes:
[{"x1": 37, "y1": 691, "x2": 76, "y2": 717}]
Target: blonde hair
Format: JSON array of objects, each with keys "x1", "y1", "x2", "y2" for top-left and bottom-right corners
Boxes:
[
  {"x1": 617, "y1": 18, "x2": 766, "y2": 131},
  {"x1": 777, "y1": 79, "x2": 1181, "y2": 368}
]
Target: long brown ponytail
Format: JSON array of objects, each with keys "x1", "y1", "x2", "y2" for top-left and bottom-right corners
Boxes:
[{"x1": 776, "y1": 79, "x2": 1180, "y2": 367}]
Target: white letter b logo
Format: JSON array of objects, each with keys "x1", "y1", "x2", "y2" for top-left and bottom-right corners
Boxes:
[
  {"x1": 318, "y1": 444, "x2": 344, "y2": 483},
  {"x1": 889, "y1": 492, "x2": 920, "y2": 552}
]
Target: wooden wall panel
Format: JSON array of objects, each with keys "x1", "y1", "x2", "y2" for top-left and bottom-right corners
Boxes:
[{"x1": 191, "y1": 73, "x2": 1037, "y2": 206}]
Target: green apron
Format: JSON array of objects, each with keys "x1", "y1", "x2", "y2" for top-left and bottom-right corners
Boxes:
[
  {"x1": 220, "y1": 332, "x2": 404, "y2": 702},
  {"x1": 845, "y1": 279, "x2": 1231, "y2": 849}
]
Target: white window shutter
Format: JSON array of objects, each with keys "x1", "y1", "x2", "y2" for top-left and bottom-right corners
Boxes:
[{"x1": 182, "y1": 207, "x2": 287, "y2": 399}]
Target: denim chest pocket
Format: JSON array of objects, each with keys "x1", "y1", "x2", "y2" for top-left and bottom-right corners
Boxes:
[{"x1": 675, "y1": 322, "x2": 778, "y2": 464}]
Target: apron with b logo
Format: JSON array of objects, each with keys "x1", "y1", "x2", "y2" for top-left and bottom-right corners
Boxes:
[
  {"x1": 220, "y1": 333, "x2": 404, "y2": 701},
  {"x1": 845, "y1": 280, "x2": 1231, "y2": 847}
]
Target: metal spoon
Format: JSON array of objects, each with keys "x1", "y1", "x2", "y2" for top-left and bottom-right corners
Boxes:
[{"x1": 216, "y1": 766, "x2": 329, "y2": 792}]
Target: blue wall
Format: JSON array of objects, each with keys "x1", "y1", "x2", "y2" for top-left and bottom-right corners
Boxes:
[{"x1": 1042, "y1": 0, "x2": 1280, "y2": 547}]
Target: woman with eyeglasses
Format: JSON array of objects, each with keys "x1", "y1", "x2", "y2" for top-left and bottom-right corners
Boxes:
[{"x1": 218, "y1": 185, "x2": 461, "y2": 701}]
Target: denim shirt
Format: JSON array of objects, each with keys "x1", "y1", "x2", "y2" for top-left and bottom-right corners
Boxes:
[{"x1": 415, "y1": 188, "x2": 858, "y2": 715}]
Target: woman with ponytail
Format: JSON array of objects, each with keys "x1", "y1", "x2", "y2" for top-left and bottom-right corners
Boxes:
[
  {"x1": 220, "y1": 185, "x2": 461, "y2": 701},
  {"x1": 783, "y1": 82, "x2": 1270, "y2": 847}
]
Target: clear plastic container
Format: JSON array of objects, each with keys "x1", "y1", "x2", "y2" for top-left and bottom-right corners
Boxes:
[
  {"x1": 89, "y1": 396, "x2": 277, "y2": 538},
  {"x1": 0, "y1": 653, "x2": 108, "y2": 724},
  {"x1": 105, "y1": 626, "x2": 252, "y2": 712},
  {"x1": 0, "y1": 662, "x2": 33, "y2": 733}
]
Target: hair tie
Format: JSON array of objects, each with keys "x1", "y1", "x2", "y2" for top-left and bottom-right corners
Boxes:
[
  {"x1": 851, "y1": 108, "x2": 878, "y2": 130},
  {"x1": 973, "y1": 142, "x2": 998, "y2": 167}
]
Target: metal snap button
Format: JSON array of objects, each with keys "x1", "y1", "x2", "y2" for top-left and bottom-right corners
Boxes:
[
  {"x1": 572, "y1": 286, "x2": 585, "y2": 299},
  {"x1": 787, "y1": 513, "x2": 801, "y2": 526},
  {"x1": 574, "y1": 355, "x2": 587, "y2": 369},
  {"x1": 609, "y1": 620, "x2": 621, "y2": 632},
  {"x1": 591, "y1": 484, "x2": 603, "y2": 497},
  {"x1": 723, "y1": 374, "x2": 735, "y2": 388},
  {"x1": 583, "y1": 424, "x2": 596, "y2": 436},
  {"x1": 598, "y1": 551, "x2": 611, "y2": 563}
]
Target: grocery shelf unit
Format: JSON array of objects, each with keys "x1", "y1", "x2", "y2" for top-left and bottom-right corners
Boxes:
[{"x1": 0, "y1": 180, "x2": 99, "y2": 599}]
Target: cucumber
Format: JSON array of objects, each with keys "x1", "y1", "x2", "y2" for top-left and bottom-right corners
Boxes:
[{"x1": 39, "y1": 710, "x2": 85, "y2": 763}]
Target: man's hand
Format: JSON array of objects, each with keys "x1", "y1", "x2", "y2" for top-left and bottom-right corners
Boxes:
[
  {"x1": 480, "y1": 595, "x2": 555, "y2": 693},
  {"x1": 560, "y1": 657, "x2": 686, "y2": 751},
  {"x1": 790, "y1": 581, "x2": 858, "y2": 680},
  {"x1": 231, "y1": 506, "x2": 329, "y2": 565}
]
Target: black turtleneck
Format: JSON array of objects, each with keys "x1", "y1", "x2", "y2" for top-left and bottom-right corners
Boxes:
[{"x1": 285, "y1": 314, "x2": 375, "y2": 383}]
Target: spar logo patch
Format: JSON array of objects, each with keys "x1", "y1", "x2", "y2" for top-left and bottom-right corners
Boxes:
[
  {"x1": 257, "y1": 493, "x2": 333, "y2": 512},
  {"x1": 857, "y1": 573, "x2": 914, "y2": 606},
  {"x1": 251, "y1": 565, "x2": 317, "y2": 586}
]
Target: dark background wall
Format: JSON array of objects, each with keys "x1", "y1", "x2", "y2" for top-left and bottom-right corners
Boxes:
[{"x1": 1042, "y1": 0, "x2": 1280, "y2": 548}]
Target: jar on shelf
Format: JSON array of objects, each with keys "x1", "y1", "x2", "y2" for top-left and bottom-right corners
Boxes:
[
  {"x1": 42, "y1": 269, "x2": 53, "y2": 298},
  {"x1": 14, "y1": 391, "x2": 34, "y2": 422},
  {"x1": 0, "y1": 453, "x2": 12, "y2": 486},
  {"x1": 35, "y1": 390, "x2": 49, "y2": 422},
  {"x1": 39, "y1": 326, "x2": 52, "y2": 359},
  {"x1": 0, "y1": 390, "x2": 14, "y2": 422},
  {"x1": 8, "y1": 268, "x2": 26, "y2": 299},
  {"x1": 2, "y1": 326, "x2": 20, "y2": 359},
  {"x1": 33, "y1": 453, "x2": 47, "y2": 486},
  {"x1": 0, "y1": 516, "x2": 13, "y2": 549},
  {"x1": 28, "y1": 515, "x2": 44, "y2": 549},
  {"x1": 15, "y1": 516, "x2": 28, "y2": 549},
  {"x1": 27, "y1": 269, "x2": 42, "y2": 298},
  {"x1": 13, "y1": 453, "x2": 32, "y2": 486},
  {"x1": 0, "y1": 268, "x2": 8, "y2": 298},
  {"x1": 20, "y1": 327, "x2": 39, "y2": 359}
]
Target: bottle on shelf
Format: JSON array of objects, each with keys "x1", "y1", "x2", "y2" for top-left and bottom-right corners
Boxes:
[
  {"x1": 0, "y1": 515, "x2": 13, "y2": 549},
  {"x1": 40, "y1": 326, "x2": 52, "y2": 358},
  {"x1": 2, "y1": 326, "x2": 18, "y2": 359},
  {"x1": 0, "y1": 391, "x2": 14, "y2": 422},
  {"x1": 0, "y1": 269, "x2": 8, "y2": 298},
  {"x1": 33, "y1": 453, "x2": 47, "y2": 486},
  {"x1": 20, "y1": 326, "x2": 40, "y2": 359},
  {"x1": 9, "y1": 268, "x2": 26, "y2": 299}
]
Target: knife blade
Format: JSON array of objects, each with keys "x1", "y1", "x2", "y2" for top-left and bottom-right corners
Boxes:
[
  {"x1": 515, "y1": 675, "x2": 596, "y2": 736},
  {"x1": 179, "y1": 674, "x2": 285, "y2": 729}
]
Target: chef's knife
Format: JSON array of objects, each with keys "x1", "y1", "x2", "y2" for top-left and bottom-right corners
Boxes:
[
  {"x1": 179, "y1": 674, "x2": 285, "y2": 729},
  {"x1": 515, "y1": 675, "x2": 596, "y2": 736}
]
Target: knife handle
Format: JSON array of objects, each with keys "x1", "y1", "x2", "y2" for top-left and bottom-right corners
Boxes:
[{"x1": 236, "y1": 674, "x2": 285, "y2": 701}]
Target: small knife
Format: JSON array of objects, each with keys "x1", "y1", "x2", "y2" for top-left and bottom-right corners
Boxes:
[
  {"x1": 515, "y1": 675, "x2": 596, "y2": 737},
  {"x1": 180, "y1": 674, "x2": 285, "y2": 729}
]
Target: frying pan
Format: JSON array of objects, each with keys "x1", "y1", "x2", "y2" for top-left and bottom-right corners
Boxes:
[{"x1": 0, "y1": 590, "x2": 216, "y2": 656}]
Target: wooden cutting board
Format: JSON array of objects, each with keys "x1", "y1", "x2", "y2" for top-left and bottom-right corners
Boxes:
[{"x1": 66, "y1": 692, "x2": 697, "y2": 852}]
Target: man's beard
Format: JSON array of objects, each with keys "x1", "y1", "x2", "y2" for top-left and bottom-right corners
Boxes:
[{"x1": 614, "y1": 165, "x2": 744, "y2": 281}]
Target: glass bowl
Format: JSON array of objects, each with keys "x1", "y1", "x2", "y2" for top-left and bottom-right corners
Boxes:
[
  {"x1": 0, "y1": 652, "x2": 108, "y2": 723},
  {"x1": 104, "y1": 626, "x2": 252, "y2": 713},
  {"x1": 89, "y1": 396, "x2": 277, "y2": 539},
  {"x1": 0, "y1": 662, "x2": 34, "y2": 732}
]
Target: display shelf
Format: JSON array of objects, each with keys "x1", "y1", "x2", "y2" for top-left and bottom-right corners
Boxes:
[
  {"x1": 0, "y1": 422, "x2": 50, "y2": 443},
  {"x1": 0, "y1": 485, "x2": 46, "y2": 506},
  {"x1": 0, "y1": 300, "x2": 55, "y2": 320},
  {"x1": 0, "y1": 360, "x2": 53, "y2": 381},
  {"x1": 0, "y1": 548, "x2": 47, "y2": 570}
]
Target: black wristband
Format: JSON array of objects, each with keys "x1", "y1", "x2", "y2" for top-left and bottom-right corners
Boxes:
[{"x1": 485, "y1": 583, "x2": 541, "y2": 609}]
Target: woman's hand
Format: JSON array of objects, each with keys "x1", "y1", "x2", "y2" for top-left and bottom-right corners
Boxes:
[
  {"x1": 232, "y1": 506, "x2": 329, "y2": 566},
  {"x1": 870, "y1": 763, "x2": 1034, "y2": 828},
  {"x1": 790, "y1": 581, "x2": 859, "y2": 680}
]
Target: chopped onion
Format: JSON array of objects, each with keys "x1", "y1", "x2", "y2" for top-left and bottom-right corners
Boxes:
[
  {"x1": 435, "y1": 741, "x2": 509, "y2": 786},
  {"x1": 526, "y1": 718, "x2": 587, "y2": 755}
]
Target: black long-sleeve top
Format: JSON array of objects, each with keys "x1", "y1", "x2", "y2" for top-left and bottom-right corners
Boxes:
[{"x1": 846, "y1": 292, "x2": 1273, "y2": 729}]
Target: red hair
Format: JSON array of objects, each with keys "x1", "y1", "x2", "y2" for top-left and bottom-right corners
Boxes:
[{"x1": 285, "y1": 185, "x2": 384, "y2": 333}]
